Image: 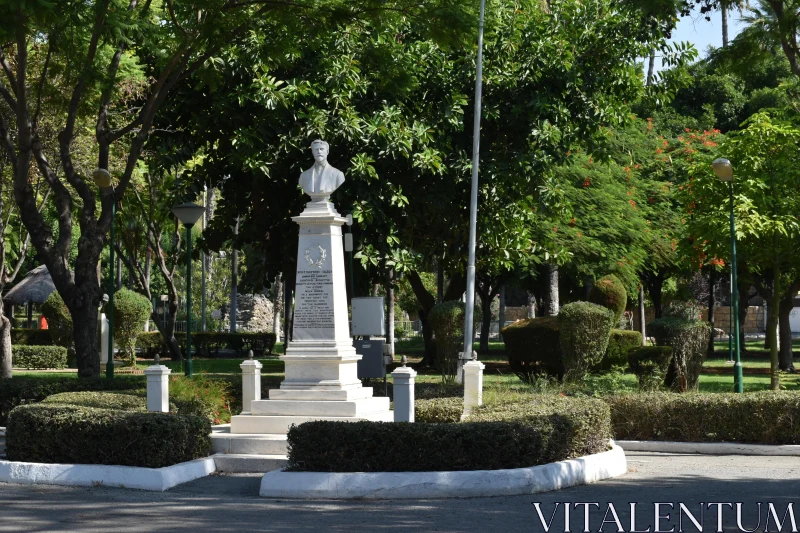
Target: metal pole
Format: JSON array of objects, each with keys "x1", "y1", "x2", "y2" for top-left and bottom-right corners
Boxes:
[
  {"x1": 185, "y1": 223, "x2": 194, "y2": 377},
  {"x1": 201, "y1": 187, "x2": 207, "y2": 332},
  {"x1": 107, "y1": 196, "x2": 115, "y2": 379},
  {"x1": 729, "y1": 181, "x2": 743, "y2": 392},
  {"x1": 728, "y1": 270, "x2": 734, "y2": 363},
  {"x1": 461, "y1": 0, "x2": 486, "y2": 369}
]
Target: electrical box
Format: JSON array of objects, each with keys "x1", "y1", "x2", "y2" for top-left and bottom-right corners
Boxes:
[
  {"x1": 351, "y1": 297, "x2": 385, "y2": 336},
  {"x1": 355, "y1": 339, "x2": 387, "y2": 379}
]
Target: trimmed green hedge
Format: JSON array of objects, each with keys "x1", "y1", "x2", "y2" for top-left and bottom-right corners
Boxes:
[
  {"x1": 12, "y1": 345, "x2": 67, "y2": 369},
  {"x1": 415, "y1": 397, "x2": 463, "y2": 423},
  {"x1": 41, "y1": 391, "x2": 147, "y2": 411},
  {"x1": 589, "y1": 274, "x2": 627, "y2": 324},
  {"x1": 606, "y1": 392, "x2": 800, "y2": 445},
  {"x1": 558, "y1": 302, "x2": 614, "y2": 380},
  {"x1": 598, "y1": 330, "x2": 643, "y2": 370},
  {"x1": 6, "y1": 404, "x2": 210, "y2": 467},
  {"x1": 287, "y1": 396, "x2": 611, "y2": 472},
  {"x1": 428, "y1": 301, "x2": 481, "y2": 383},
  {"x1": 10, "y1": 329, "x2": 54, "y2": 346},
  {"x1": 41, "y1": 291, "x2": 72, "y2": 348},
  {"x1": 648, "y1": 317, "x2": 710, "y2": 391},
  {"x1": 627, "y1": 346, "x2": 673, "y2": 391},
  {"x1": 135, "y1": 331, "x2": 169, "y2": 358},
  {"x1": 502, "y1": 317, "x2": 563, "y2": 382},
  {"x1": 0, "y1": 376, "x2": 145, "y2": 425},
  {"x1": 135, "y1": 331, "x2": 278, "y2": 359}
]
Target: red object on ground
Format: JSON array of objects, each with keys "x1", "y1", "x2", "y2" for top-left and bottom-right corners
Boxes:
[{"x1": 39, "y1": 315, "x2": 48, "y2": 330}]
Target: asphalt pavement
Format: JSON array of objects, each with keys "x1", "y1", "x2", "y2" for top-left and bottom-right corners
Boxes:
[{"x1": 2, "y1": 452, "x2": 800, "y2": 532}]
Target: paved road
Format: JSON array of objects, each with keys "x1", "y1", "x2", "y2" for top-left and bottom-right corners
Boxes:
[{"x1": 2, "y1": 452, "x2": 800, "y2": 532}]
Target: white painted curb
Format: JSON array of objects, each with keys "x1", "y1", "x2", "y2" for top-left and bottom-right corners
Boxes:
[
  {"x1": 260, "y1": 442, "x2": 626, "y2": 499},
  {"x1": 617, "y1": 440, "x2": 800, "y2": 456},
  {"x1": 0, "y1": 457, "x2": 216, "y2": 491}
]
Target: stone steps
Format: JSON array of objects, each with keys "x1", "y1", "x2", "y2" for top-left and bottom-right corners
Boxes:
[
  {"x1": 211, "y1": 426, "x2": 288, "y2": 455},
  {"x1": 213, "y1": 453, "x2": 288, "y2": 473}
]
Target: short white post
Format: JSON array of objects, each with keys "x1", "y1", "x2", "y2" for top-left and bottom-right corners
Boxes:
[
  {"x1": 391, "y1": 361, "x2": 417, "y2": 423},
  {"x1": 463, "y1": 359, "x2": 485, "y2": 416},
  {"x1": 144, "y1": 364, "x2": 171, "y2": 413},
  {"x1": 240, "y1": 350, "x2": 262, "y2": 415},
  {"x1": 100, "y1": 313, "x2": 109, "y2": 365}
]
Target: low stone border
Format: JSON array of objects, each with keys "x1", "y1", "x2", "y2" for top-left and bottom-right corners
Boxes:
[
  {"x1": 260, "y1": 441, "x2": 626, "y2": 499},
  {"x1": 617, "y1": 440, "x2": 800, "y2": 456},
  {"x1": 0, "y1": 457, "x2": 215, "y2": 491}
]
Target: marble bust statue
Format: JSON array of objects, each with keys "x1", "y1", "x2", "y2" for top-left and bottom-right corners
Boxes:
[{"x1": 298, "y1": 140, "x2": 345, "y2": 196}]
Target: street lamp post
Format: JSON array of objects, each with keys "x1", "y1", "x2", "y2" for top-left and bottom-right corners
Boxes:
[
  {"x1": 172, "y1": 202, "x2": 205, "y2": 377},
  {"x1": 93, "y1": 169, "x2": 116, "y2": 379},
  {"x1": 712, "y1": 158, "x2": 743, "y2": 393}
]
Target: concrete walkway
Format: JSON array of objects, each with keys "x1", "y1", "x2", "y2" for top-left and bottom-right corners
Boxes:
[{"x1": 1, "y1": 452, "x2": 800, "y2": 532}]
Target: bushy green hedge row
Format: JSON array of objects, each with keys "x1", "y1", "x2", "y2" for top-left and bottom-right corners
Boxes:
[
  {"x1": 10, "y1": 329, "x2": 54, "y2": 346},
  {"x1": 6, "y1": 404, "x2": 210, "y2": 467},
  {"x1": 627, "y1": 347, "x2": 673, "y2": 391},
  {"x1": 135, "y1": 331, "x2": 277, "y2": 359},
  {"x1": 0, "y1": 376, "x2": 145, "y2": 425},
  {"x1": 12, "y1": 345, "x2": 67, "y2": 369},
  {"x1": 606, "y1": 392, "x2": 800, "y2": 444},
  {"x1": 41, "y1": 391, "x2": 147, "y2": 411},
  {"x1": 415, "y1": 397, "x2": 463, "y2": 423},
  {"x1": 287, "y1": 396, "x2": 611, "y2": 472}
]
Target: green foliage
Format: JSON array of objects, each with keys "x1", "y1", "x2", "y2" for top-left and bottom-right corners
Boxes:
[
  {"x1": 414, "y1": 397, "x2": 463, "y2": 423},
  {"x1": 502, "y1": 317, "x2": 563, "y2": 382},
  {"x1": 287, "y1": 396, "x2": 610, "y2": 472},
  {"x1": 599, "y1": 330, "x2": 643, "y2": 370},
  {"x1": 168, "y1": 375, "x2": 232, "y2": 424},
  {"x1": 12, "y1": 345, "x2": 67, "y2": 370},
  {"x1": 428, "y1": 301, "x2": 481, "y2": 384},
  {"x1": 0, "y1": 376, "x2": 145, "y2": 425},
  {"x1": 10, "y1": 329, "x2": 54, "y2": 346},
  {"x1": 607, "y1": 392, "x2": 800, "y2": 444},
  {"x1": 41, "y1": 391, "x2": 146, "y2": 411},
  {"x1": 558, "y1": 302, "x2": 615, "y2": 381},
  {"x1": 663, "y1": 299, "x2": 703, "y2": 321},
  {"x1": 6, "y1": 404, "x2": 210, "y2": 468},
  {"x1": 113, "y1": 289, "x2": 153, "y2": 367},
  {"x1": 135, "y1": 331, "x2": 169, "y2": 358},
  {"x1": 41, "y1": 292, "x2": 72, "y2": 348},
  {"x1": 396, "y1": 273, "x2": 437, "y2": 317},
  {"x1": 189, "y1": 332, "x2": 277, "y2": 358},
  {"x1": 589, "y1": 275, "x2": 628, "y2": 324},
  {"x1": 627, "y1": 346, "x2": 674, "y2": 391},
  {"x1": 647, "y1": 317, "x2": 711, "y2": 391}
]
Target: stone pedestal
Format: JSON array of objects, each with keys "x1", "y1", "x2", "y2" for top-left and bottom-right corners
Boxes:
[
  {"x1": 229, "y1": 195, "x2": 392, "y2": 442},
  {"x1": 144, "y1": 365, "x2": 171, "y2": 413},
  {"x1": 240, "y1": 358, "x2": 263, "y2": 415},
  {"x1": 391, "y1": 366, "x2": 417, "y2": 423},
  {"x1": 463, "y1": 360, "x2": 485, "y2": 412}
]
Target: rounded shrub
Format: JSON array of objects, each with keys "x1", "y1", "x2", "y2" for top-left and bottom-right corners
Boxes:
[
  {"x1": 589, "y1": 274, "x2": 627, "y2": 324},
  {"x1": 428, "y1": 301, "x2": 481, "y2": 384},
  {"x1": 647, "y1": 317, "x2": 711, "y2": 392},
  {"x1": 598, "y1": 329, "x2": 643, "y2": 370},
  {"x1": 42, "y1": 291, "x2": 73, "y2": 348},
  {"x1": 113, "y1": 289, "x2": 153, "y2": 367},
  {"x1": 502, "y1": 317, "x2": 563, "y2": 382},
  {"x1": 627, "y1": 346, "x2": 673, "y2": 391},
  {"x1": 41, "y1": 391, "x2": 147, "y2": 411},
  {"x1": 558, "y1": 302, "x2": 615, "y2": 381}
]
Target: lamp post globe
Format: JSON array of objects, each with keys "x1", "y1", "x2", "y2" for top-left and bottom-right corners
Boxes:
[
  {"x1": 172, "y1": 202, "x2": 205, "y2": 377},
  {"x1": 712, "y1": 158, "x2": 743, "y2": 393}
]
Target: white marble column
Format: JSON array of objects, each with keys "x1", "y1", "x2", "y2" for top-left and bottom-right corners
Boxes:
[
  {"x1": 463, "y1": 359, "x2": 485, "y2": 413},
  {"x1": 391, "y1": 365, "x2": 417, "y2": 423},
  {"x1": 144, "y1": 365, "x2": 171, "y2": 413},
  {"x1": 240, "y1": 355, "x2": 263, "y2": 415}
]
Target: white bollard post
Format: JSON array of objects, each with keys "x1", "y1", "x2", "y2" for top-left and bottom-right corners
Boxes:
[
  {"x1": 463, "y1": 359, "x2": 485, "y2": 416},
  {"x1": 391, "y1": 361, "x2": 417, "y2": 423},
  {"x1": 144, "y1": 364, "x2": 171, "y2": 413},
  {"x1": 100, "y1": 313, "x2": 109, "y2": 365},
  {"x1": 240, "y1": 351, "x2": 262, "y2": 415}
]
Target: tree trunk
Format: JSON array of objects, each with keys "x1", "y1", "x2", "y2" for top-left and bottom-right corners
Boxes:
[
  {"x1": 477, "y1": 284, "x2": 493, "y2": 354},
  {"x1": 646, "y1": 50, "x2": 656, "y2": 86},
  {"x1": 779, "y1": 296, "x2": 795, "y2": 372},
  {"x1": 272, "y1": 274, "x2": 283, "y2": 338},
  {"x1": 707, "y1": 269, "x2": 717, "y2": 357},
  {"x1": 0, "y1": 310, "x2": 12, "y2": 379},
  {"x1": 646, "y1": 273, "x2": 665, "y2": 319},
  {"x1": 543, "y1": 263, "x2": 559, "y2": 316},
  {"x1": 498, "y1": 285, "x2": 506, "y2": 341},
  {"x1": 639, "y1": 284, "x2": 646, "y2": 346},
  {"x1": 406, "y1": 270, "x2": 437, "y2": 367},
  {"x1": 527, "y1": 292, "x2": 536, "y2": 319},
  {"x1": 767, "y1": 294, "x2": 780, "y2": 390},
  {"x1": 71, "y1": 296, "x2": 101, "y2": 378}
]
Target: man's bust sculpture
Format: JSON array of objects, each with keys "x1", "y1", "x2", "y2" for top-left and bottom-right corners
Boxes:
[{"x1": 299, "y1": 140, "x2": 344, "y2": 196}]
